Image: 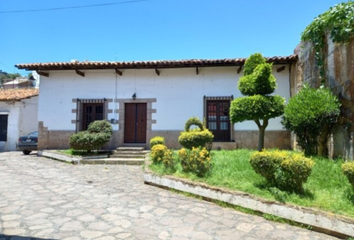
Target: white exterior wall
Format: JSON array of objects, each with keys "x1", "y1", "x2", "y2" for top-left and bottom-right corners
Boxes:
[
  {"x1": 19, "y1": 96, "x2": 39, "y2": 136},
  {"x1": 0, "y1": 96, "x2": 38, "y2": 151},
  {"x1": 0, "y1": 102, "x2": 20, "y2": 151},
  {"x1": 38, "y1": 66, "x2": 290, "y2": 132}
]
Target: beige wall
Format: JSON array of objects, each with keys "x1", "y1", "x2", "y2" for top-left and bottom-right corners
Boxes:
[{"x1": 38, "y1": 122, "x2": 290, "y2": 151}]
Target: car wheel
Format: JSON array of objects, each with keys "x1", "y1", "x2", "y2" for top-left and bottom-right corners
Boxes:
[{"x1": 23, "y1": 150, "x2": 31, "y2": 155}]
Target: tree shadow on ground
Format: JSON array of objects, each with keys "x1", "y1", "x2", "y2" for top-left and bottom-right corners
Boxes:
[
  {"x1": 0, "y1": 235, "x2": 59, "y2": 240},
  {"x1": 254, "y1": 181, "x2": 314, "y2": 203},
  {"x1": 344, "y1": 188, "x2": 354, "y2": 205}
]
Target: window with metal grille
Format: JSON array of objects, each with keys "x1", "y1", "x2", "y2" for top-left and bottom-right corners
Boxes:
[
  {"x1": 0, "y1": 115, "x2": 8, "y2": 141},
  {"x1": 82, "y1": 103, "x2": 104, "y2": 130},
  {"x1": 205, "y1": 97, "x2": 232, "y2": 142}
]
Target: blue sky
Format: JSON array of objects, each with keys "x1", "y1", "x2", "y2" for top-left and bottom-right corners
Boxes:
[{"x1": 0, "y1": 0, "x2": 344, "y2": 76}]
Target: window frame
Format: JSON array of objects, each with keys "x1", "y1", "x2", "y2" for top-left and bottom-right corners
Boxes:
[
  {"x1": 204, "y1": 96, "x2": 233, "y2": 142},
  {"x1": 74, "y1": 98, "x2": 109, "y2": 132}
]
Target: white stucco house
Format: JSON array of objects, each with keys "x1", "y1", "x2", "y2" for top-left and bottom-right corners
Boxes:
[
  {"x1": 16, "y1": 55, "x2": 297, "y2": 150},
  {"x1": 0, "y1": 89, "x2": 39, "y2": 151}
]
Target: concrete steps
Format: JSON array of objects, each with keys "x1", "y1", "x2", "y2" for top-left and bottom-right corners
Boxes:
[{"x1": 108, "y1": 147, "x2": 148, "y2": 165}]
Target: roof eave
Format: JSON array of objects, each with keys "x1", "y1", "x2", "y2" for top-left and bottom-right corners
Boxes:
[{"x1": 15, "y1": 55, "x2": 298, "y2": 71}]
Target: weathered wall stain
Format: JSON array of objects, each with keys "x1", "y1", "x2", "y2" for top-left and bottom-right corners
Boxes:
[{"x1": 295, "y1": 36, "x2": 354, "y2": 159}]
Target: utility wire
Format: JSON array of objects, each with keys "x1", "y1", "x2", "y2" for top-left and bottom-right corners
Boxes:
[{"x1": 0, "y1": 0, "x2": 151, "y2": 14}]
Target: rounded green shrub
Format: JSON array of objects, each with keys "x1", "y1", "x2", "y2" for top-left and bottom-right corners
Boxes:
[
  {"x1": 282, "y1": 84, "x2": 340, "y2": 156},
  {"x1": 150, "y1": 136, "x2": 165, "y2": 149},
  {"x1": 178, "y1": 147, "x2": 212, "y2": 177},
  {"x1": 150, "y1": 144, "x2": 168, "y2": 164},
  {"x1": 342, "y1": 161, "x2": 354, "y2": 189},
  {"x1": 249, "y1": 150, "x2": 287, "y2": 184},
  {"x1": 179, "y1": 129, "x2": 214, "y2": 149},
  {"x1": 250, "y1": 150, "x2": 314, "y2": 191},
  {"x1": 277, "y1": 154, "x2": 315, "y2": 191},
  {"x1": 87, "y1": 120, "x2": 113, "y2": 135},
  {"x1": 178, "y1": 117, "x2": 214, "y2": 149},
  {"x1": 69, "y1": 120, "x2": 113, "y2": 152}
]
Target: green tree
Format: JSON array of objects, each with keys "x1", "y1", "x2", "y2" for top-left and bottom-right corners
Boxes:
[
  {"x1": 230, "y1": 53, "x2": 285, "y2": 151},
  {"x1": 282, "y1": 85, "x2": 340, "y2": 156},
  {"x1": 7, "y1": 73, "x2": 21, "y2": 79},
  {"x1": 0, "y1": 73, "x2": 22, "y2": 84}
]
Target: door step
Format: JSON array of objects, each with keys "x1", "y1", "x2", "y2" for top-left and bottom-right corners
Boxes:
[
  {"x1": 109, "y1": 146, "x2": 148, "y2": 164},
  {"x1": 122, "y1": 143, "x2": 146, "y2": 148},
  {"x1": 117, "y1": 147, "x2": 145, "y2": 151}
]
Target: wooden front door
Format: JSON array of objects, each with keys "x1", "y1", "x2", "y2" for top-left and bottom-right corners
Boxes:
[
  {"x1": 124, "y1": 103, "x2": 147, "y2": 143},
  {"x1": 206, "y1": 100, "x2": 231, "y2": 142}
]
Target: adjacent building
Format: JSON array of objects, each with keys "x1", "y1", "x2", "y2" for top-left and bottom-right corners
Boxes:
[{"x1": 0, "y1": 89, "x2": 39, "y2": 151}]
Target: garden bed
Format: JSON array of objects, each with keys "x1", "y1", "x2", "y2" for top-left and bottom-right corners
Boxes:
[{"x1": 146, "y1": 149, "x2": 354, "y2": 237}]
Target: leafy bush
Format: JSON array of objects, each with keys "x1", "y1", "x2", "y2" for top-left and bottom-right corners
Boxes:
[
  {"x1": 250, "y1": 150, "x2": 314, "y2": 191},
  {"x1": 342, "y1": 161, "x2": 354, "y2": 189},
  {"x1": 178, "y1": 147, "x2": 212, "y2": 177},
  {"x1": 249, "y1": 150, "x2": 287, "y2": 184},
  {"x1": 150, "y1": 136, "x2": 165, "y2": 149},
  {"x1": 277, "y1": 154, "x2": 315, "y2": 191},
  {"x1": 87, "y1": 120, "x2": 113, "y2": 135},
  {"x1": 69, "y1": 120, "x2": 113, "y2": 152},
  {"x1": 178, "y1": 117, "x2": 214, "y2": 149},
  {"x1": 179, "y1": 129, "x2": 214, "y2": 149},
  {"x1": 282, "y1": 85, "x2": 340, "y2": 156},
  {"x1": 301, "y1": 2, "x2": 354, "y2": 76},
  {"x1": 238, "y1": 63, "x2": 276, "y2": 96},
  {"x1": 230, "y1": 95, "x2": 284, "y2": 123},
  {"x1": 150, "y1": 144, "x2": 168, "y2": 164},
  {"x1": 242, "y1": 53, "x2": 267, "y2": 76},
  {"x1": 184, "y1": 117, "x2": 204, "y2": 131},
  {"x1": 162, "y1": 149, "x2": 174, "y2": 169},
  {"x1": 178, "y1": 148, "x2": 191, "y2": 172}
]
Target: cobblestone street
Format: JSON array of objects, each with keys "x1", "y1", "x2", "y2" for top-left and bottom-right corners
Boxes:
[{"x1": 0, "y1": 152, "x2": 338, "y2": 240}]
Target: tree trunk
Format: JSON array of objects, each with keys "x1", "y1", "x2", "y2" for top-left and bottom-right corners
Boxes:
[
  {"x1": 318, "y1": 126, "x2": 330, "y2": 157},
  {"x1": 255, "y1": 119, "x2": 268, "y2": 151},
  {"x1": 258, "y1": 126, "x2": 265, "y2": 151}
]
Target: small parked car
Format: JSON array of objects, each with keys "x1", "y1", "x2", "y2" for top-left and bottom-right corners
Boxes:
[{"x1": 17, "y1": 131, "x2": 38, "y2": 155}]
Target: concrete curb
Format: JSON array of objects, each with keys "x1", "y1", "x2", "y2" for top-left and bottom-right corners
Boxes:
[
  {"x1": 38, "y1": 150, "x2": 109, "y2": 164},
  {"x1": 144, "y1": 171, "x2": 354, "y2": 238},
  {"x1": 38, "y1": 150, "x2": 146, "y2": 165}
]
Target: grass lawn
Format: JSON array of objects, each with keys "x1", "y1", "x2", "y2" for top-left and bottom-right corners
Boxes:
[{"x1": 149, "y1": 149, "x2": 354, "y2": 219}]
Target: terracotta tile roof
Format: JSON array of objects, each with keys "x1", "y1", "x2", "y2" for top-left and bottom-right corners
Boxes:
[
  {"x1": 0, "y1": 88, "x2": 39, "y2": 101},
  {"x1": 16, "y1": 55, "x2": 297, "y2": 71}
]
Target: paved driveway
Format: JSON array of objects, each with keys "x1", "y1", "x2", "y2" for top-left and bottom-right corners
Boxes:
[{"x1": 0, "y1": 152, "x2": 338, "y2": 240}]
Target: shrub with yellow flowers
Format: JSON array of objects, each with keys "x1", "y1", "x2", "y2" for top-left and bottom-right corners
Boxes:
[
  {"x1": 178, "y1": 147, "x2": 212, "y2": 177},
  {"x1": 150, "y1": 144, "x2": 168, "y2": 164}
]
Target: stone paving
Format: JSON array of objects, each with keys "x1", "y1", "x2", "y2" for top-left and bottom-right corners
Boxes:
[{"x1": 0, "y1": 152, "x2": 339, "y2": 240}]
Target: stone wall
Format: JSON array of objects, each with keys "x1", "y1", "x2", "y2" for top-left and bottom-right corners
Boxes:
[
  {"x1": 294, "y1": 36, "x2": 354, "y2": 159},
  {"x1": 38, "y1": 123, "x2": 291, "y2": 151},
  {"x1": 234, "y1": 130, "x2": 291, "y2": 149},
  {"x1": 39, "y1": 121, "x2": 117, "y2": 150},
  {"x1": 38, "y1": 122, "x2": 74, "y2": 149},
  {"x1": 150, "y1": 130, "x2": 290, "y2": 150}
]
